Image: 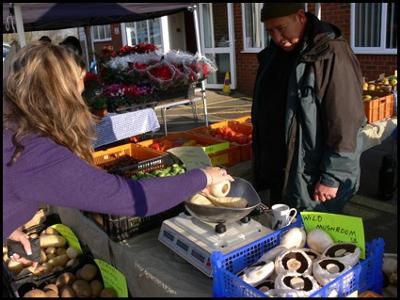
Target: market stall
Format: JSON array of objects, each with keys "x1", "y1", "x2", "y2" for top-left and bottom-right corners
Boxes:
[
  {"x1": 3, "y1": 2, "x2": 212, "y2": 142},
  {"x1": 3, "y1": 3, "x2": 397, "y2": 298}
]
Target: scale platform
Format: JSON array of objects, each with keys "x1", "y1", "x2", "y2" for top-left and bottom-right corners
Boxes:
[{"x1": 158, "y1": 212, "x2": 272, "y2": 277}]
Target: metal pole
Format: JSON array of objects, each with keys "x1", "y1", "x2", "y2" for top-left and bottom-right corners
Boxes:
[
  {"x1": 316, "y1": 3, "x2": 321, "y2": 20},
  {"x1": 192, "y1": 5, "x2": 208, "y2": 126},
  {"x1": 14, "y1": 4, "x2": 26, "y2": 47},
  {"x1": 89, "y1": 26, "x2": 97, "y2": 74}
]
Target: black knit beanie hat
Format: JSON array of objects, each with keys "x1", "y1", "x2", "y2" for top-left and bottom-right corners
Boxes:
[{"x1": 261, "y1": 3, "x2": 305, "y2": 22}]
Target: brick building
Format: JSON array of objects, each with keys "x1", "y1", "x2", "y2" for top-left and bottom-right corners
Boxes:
[{"x1": 83, "y1": 3, "x2": 397, "y2": 96}]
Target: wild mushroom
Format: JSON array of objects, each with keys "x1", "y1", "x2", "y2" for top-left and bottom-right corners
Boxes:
[
  {"x1": 275, "y1": 249, "x2": 313, "y2": 275},
  {"x1": 274, "y1": 272, "x2": 320, "y2": 297},
  {"x1": 298, "y1": 248, "x2": 320, "y2": 262},
  {"x1": 312, "y1": 257, "x2": 351, "y2": 286},
  {"x1": 254, "y1": 279, "x2": 275, "y2": 294},
  {"x1": 306, "y1": 229, "x2": 334, "y2": 254},
  {"x1": 322, "y1": 243, "x2": 360, "y2": 266},
  {"x1": 257, "y1": 246, "x2": 288, "y2": 264},
  {"x1": 237, "y1": 260, "x2": 275, "y2": 286},
  {"x1": 279, "y1": 227, "x2": 306, "y2": 249}
]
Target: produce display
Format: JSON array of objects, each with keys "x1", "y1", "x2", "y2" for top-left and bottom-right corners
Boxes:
[
  {"x1": 3, "y1": 225, "x2": 81, "y2": 279},
  {"x1": 236, "y1": 227, "x2": 361, "y2": 297},
  {"x1": 206, "y1": 126, "x2": 252, "y2": 145},
  {"x1": 21, "y1": 262, "x2": 117, "y2": 298},
  {"x1": 130, "y1": 163, "x2": 186, "y2": 180},
  {"x1": 99, "y1": 156, "x2": 140, "y2": 173},
  {"x1": 149, "y1": 138, "x2": 198, "y2": 152},
  {"x1": 362, "y1": 74, "x2": 397, "y2": 101}
]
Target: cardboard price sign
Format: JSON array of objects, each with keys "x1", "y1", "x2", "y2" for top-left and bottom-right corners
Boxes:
[
  {"x1": 50, "y1": 224, "x2": 83, "y2": 254},
  {"x1": 300, "y1": 212, "x2": 366, "y2": 259},
  {"x1": 94, "y1": 259, "x2": 128, "y2": 298}
]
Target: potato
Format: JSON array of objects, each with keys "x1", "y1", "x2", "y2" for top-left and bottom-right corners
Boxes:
[
  {"x1": 45, "y1": 290, "x2": 58, "y2": 297},
  {"x1": 43, "y1": 283, "x2": 59, "y2": 294},
  {"x1": 29, "y1": 233, "x2": 39, "y2": 239},
  {"x1": 52, "y1": 266, "x2": 64, "y2": 273},
  {"x1": 66, "y1": 247, "x2": 79, "y2": 259},
  {"x1": 60, "y1": 285, "x2": 76, "y2": 297},
  {"x1": 72, "y1": 280, "x2": 92, "y2": 298},
  {"x1": 48, "y1": 254, "x2": 69, "y2": 268},
  {"x1": 90, "y1": 280, "x2": 103, "y2": 297},
  {"x1": 8, "y1": 260, "x2": 24, "y2": 274},
  {"x1": 56, "y1": 272, "x2": 76, "y2": 288},
  {"x1": 23, "y1": 288, "x2": 48, "y2": 297},
  {"x1": 56, "y1": 247, "x2": 67, "y2": 256},
  {"x1": 66, "y1": 258, "x2": 77, "y2": 268},
  {"x1": 41, "y1": 262, "x2": 53, "y2": 274},
  {"x1": 45, "y1": 227, "x2": 57, "y2": 235},
  {"x1": 22, "y1": 209, "x2": 46, "y2": 229},
  {"x1": 3, "y1": 253, "x2": 10, "y2": 265},
  {"x1": 40, "y1": 250, "x2": 47, "y2": 263},
  {"x1": 46, "y1": 253, "x2": 56, "y2": 260},
  {"x1": 100, "y1": 288, "x2": 117, "y2": 298},
  {"x1": 40, "y1": 235, "x2": 66, "y2": 248},
  {"x1": 45, "y1": 247, "x2": 57, "y2": 255},
  {"x1": 79, "y1": 264, "x2": 98, "y2": 281},
  {"x1": 28, "y1": 265, "x2": 45, "y2": 276}
]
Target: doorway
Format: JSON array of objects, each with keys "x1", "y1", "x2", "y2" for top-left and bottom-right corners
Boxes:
[{"x1": 199, "y1": 3, "x2": 236, "y2": 89}]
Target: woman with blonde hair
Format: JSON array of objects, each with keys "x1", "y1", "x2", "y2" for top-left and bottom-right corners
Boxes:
[{"x1": 3, "y1": 42, "x2": 233, "y2": 262}]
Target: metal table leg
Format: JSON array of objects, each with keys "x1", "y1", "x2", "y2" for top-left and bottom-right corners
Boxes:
[
  {"x1": 201, "y1": 90, "x2": 208, "y2": 126},
  {"x1": 161, "y1": 107, "x2": 168, "y2": 135}
]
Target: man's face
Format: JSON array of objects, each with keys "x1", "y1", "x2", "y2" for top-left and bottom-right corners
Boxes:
[{"x1": 264, "y1": 10, "x2": 307, "y2": 51}]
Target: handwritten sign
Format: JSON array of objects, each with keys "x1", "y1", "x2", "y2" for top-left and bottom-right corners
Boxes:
[
  {"x1": 50, "y1": 224, "x2": 83, "y2": 254},
  {"x1": 300, "y1": 212, "x2": 365, "y2": 259},
  {"x1": 167, "y1": 146, "x2": 212, "y2": 170},
  {"x1": 94, "y1": 259, "x2": 128, "y2": 298}
]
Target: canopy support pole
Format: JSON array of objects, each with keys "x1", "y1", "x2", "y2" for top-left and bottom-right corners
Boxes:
[
  {"x1": 316, "y1": 3, "x2": 321, "y2": 20},
  {"x1": 14, "y1": 4, "x2": 26, "y2": 47},
  {"x1": 192, "y1": 4, "x2": 208, "y2": 126}
]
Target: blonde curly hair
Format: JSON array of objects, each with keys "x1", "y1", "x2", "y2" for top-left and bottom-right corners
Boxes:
[{"x1": 4, "y1": 42, "x2": 96, "y2": 166}]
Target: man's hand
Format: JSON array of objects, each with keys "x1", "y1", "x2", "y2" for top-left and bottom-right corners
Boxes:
[{"x1": 313, "y1": 181, "x2": 338, "y2": 202}]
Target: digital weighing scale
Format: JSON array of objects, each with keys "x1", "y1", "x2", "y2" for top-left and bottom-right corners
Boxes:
[{"x1": 158, "y1": 212, "x2": 273, "y2": 277}]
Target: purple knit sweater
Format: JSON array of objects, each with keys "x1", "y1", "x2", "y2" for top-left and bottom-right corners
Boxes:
[{"x1": 3, "y1": 130, "x2": 207, "y2": 240}]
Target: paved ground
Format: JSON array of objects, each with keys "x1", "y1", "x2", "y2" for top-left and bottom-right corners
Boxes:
[{"x1": 152, "y1": 89, "x2": 397, "y2": 253}]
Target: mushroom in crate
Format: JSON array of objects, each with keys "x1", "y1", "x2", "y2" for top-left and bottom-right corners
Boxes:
[
  {"x1": 274, "y1": 248, "x2": 313, "y2": 275},
  {"x1": 274, "y1": 272, "x2": 320, "y2": 297},
  {"x1": 313, "y1": 257, "x2": 352, "y2": 286},
  {"x1": 322, "y1": 243, "x2": 361, "y2": 266}
]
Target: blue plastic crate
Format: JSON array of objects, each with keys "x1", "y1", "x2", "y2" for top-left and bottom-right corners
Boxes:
[{"x1": 211, "y1": 217, "x2": 384, "y2": 297}]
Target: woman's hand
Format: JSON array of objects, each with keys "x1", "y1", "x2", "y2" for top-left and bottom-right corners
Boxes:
[
  {"x1": 201, "y1": 166, "x2": 234, "y2": 187},
  {"x1": 7, "y1": 228, "x2": 38, "y2": 268}
]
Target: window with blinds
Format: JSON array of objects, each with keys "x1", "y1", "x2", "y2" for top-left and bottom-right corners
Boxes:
[
  {"x1": 352, "y1": 3, "x2": 397, "y2": 54},
  {"x1": 242, "y1": 3, "x2": 270, "y2": 51},
  {"x1": 92, "y1": 25, "x2": 112, "y2": 42}
]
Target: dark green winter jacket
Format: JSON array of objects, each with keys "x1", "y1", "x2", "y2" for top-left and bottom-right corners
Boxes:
[{"x1": 252, "y1": 13, "x2": 366, "y2": 212}]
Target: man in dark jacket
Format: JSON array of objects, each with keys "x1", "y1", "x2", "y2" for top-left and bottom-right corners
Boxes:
[{"x1": 252, "y1": 3, "x2": 366, "y2": 213}]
